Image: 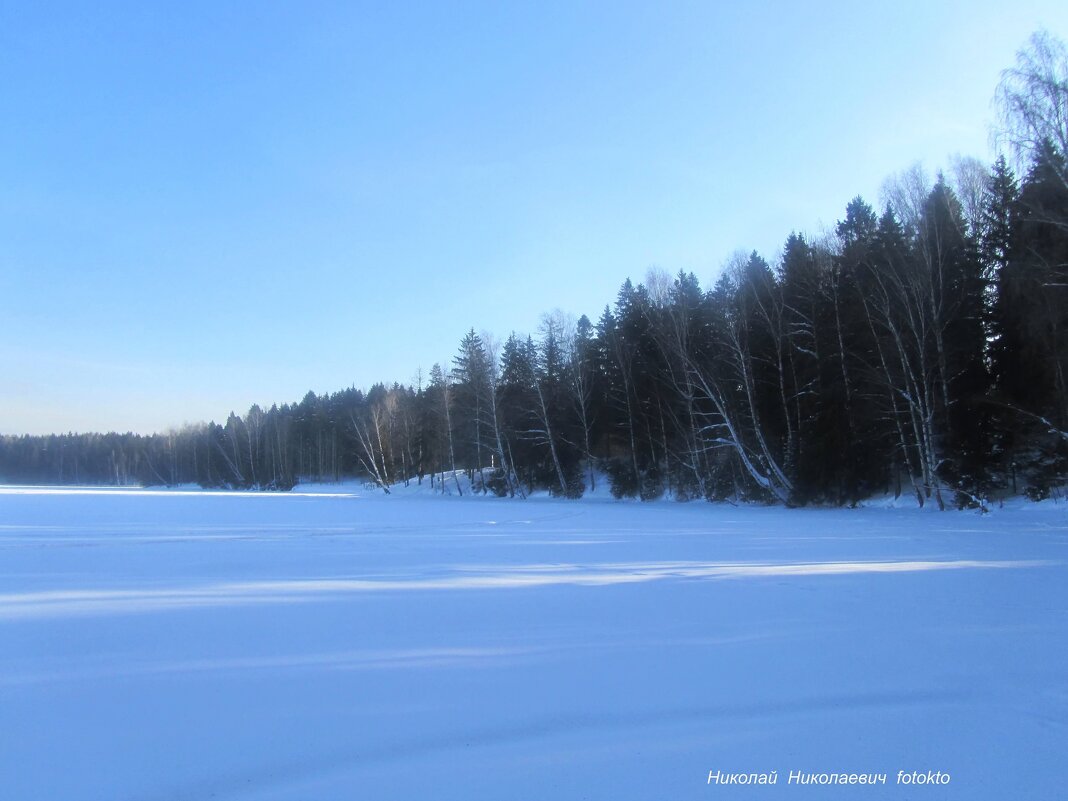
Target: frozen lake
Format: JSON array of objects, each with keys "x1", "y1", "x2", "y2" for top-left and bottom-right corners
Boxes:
[{"x1": 1, "y1": 485, "x2": 1066, "y2": 799}]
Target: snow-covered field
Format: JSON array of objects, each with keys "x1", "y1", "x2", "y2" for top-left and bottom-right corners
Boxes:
[{"x1": 1, "y1": 484, "x2": 1065, "y2": 800}]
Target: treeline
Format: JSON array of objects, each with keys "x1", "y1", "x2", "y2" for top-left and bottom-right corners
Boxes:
[
  {"x1": 2, "y1": 34, "x2": 1066, "y2": 507},
  {"x1": 0, "y1": 392, "x2": 357, "y2": 490}
]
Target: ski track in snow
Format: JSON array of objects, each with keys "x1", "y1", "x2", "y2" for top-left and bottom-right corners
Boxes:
[{"x1": 0, "y1": 558, "x2": 1051, "y2": 620}]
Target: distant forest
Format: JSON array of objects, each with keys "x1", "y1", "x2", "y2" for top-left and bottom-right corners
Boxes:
[{"x1": 3, "y1": 33, "x2": 1067, "y2": 509}]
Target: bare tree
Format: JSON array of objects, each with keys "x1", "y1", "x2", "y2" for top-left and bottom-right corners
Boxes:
[
  {"x1": 432, "y1": 364, "x2": 463, "y2": 496},
  {"x1": 881, "y1": 164, "x2": 931, "y2": 234},
  {"x1": 351, "y1": 402, "x2": 391, "y2": 494},
  {"x1": 950, "y1": 154, "x2": 990, "y2": 236},
  {"x1": 482, "y1": 331, "x2": 523, "y2": 497},
  {"x1": 995, "y1": 29, "x2": 1068, "y2": 195}
]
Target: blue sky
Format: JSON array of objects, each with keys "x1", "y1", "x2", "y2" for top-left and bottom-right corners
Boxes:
[{"x1": 3, "y1": 1, "x2": 1068, "y2": 435}]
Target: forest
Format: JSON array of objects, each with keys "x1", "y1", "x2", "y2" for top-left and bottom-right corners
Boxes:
[{"x1": 3, "y1": 33, "x2": 1067, "y2": 509}]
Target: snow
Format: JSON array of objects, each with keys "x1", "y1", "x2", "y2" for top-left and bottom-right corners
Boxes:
[{"x1": 1, "y1": 484, "x2": 1066, "y2": 799}]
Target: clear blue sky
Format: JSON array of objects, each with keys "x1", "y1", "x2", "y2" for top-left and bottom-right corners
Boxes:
[{"x1": 3, "y1": 1, "x2": 1067, "y2": 435}]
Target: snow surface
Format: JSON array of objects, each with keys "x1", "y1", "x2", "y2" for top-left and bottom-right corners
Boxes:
[{"x1": 1, "y1": 483, "x2": 1066, "y2": 799}]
